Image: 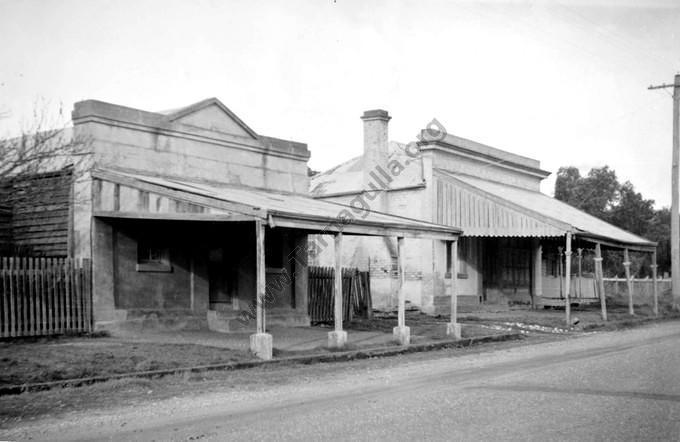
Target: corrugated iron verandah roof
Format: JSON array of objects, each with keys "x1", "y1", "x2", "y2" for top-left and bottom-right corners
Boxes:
[
  {"x1": 91, "y1": 169, "x2": 461, "y2": 240},
  {"x1": 434, "y1": 169, "x2": 656, "y2": 252}
]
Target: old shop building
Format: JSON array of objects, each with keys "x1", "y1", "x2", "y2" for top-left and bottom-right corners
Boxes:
[
  {"x1": 8, "y1": 98, "x2": 461, "y2": 358},
  {"x1": 310, "y1": 110, "x2": 658, "y2": 315}
]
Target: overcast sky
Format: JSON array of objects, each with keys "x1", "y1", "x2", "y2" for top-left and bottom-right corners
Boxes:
[{"x1": 1, "y1": 0, "x2": 679, "y2": 206}]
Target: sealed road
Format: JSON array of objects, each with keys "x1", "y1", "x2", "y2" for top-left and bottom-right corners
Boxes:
[{"x1": 5, "y1": 321, "x2": 680, "y2": 441}]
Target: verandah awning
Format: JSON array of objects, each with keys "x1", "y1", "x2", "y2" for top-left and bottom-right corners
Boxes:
[
  {"x1": 434, "y1": 169, "x2": 656, "y2": 252},
  {"x1": 91, "y1": 169, "x2": 461, "y2": 240}
]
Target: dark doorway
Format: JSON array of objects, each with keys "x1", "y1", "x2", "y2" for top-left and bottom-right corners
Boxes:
[
  {"x1": 208, "y1": 247, "x2": 237, "y2": 307},
  {"x1": 482, "y1": 238, "x2": 532, "y2": 303}
]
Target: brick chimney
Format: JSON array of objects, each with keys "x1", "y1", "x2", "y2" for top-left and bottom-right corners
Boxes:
[{"x1": 361, "y1": 109, "x2": 391, "y2": 190}]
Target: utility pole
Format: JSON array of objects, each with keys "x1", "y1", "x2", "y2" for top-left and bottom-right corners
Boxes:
[{"x1": 649, "y1": 74, "x2": 680, "y2": 310}]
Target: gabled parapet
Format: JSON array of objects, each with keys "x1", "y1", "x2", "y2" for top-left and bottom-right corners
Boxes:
[{"x1": 71, "y1": 98, "x2": 310, "y2": 194}]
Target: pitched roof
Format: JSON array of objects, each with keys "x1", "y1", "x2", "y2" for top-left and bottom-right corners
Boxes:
[
  {"x1": 310, "y1": 142, "x2": 425, "y2": 196},
  {"x1": 436, "y1": 169, "x2": 655, "y2": 250}
]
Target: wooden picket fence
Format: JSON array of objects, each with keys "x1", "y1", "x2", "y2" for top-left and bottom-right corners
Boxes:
[
  {"x1": 308, "y1": 266, "x2": 371, "y2": 324},
  {"x1": 0, "y1": 257, "x2": 92, "y2": 337}
]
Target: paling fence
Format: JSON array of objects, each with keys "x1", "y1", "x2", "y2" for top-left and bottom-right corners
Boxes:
[
  {"x1": 603, "y1": 277, "x2": 670, "y2": 305},
  {"x1": 0, "y1": 257, "x2": 92, "y2": 337},
  {"x1": 308, "y1": 266, "x2": 371, "y2": 323}
]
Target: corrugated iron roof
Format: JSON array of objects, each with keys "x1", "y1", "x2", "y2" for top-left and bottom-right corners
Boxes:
[
  {"x1": 94, "y1": 169, "x2": 461, "y2": 240},
  {"x1": 436, "y1": 169, "x2": 655, "y2": 249}
]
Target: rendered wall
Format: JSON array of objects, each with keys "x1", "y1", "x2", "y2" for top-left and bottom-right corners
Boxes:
[
  {"x1": 72, "y1": 101, "x2": 309, "y2": 194},
  {"x1": 92, "y1": 217, "x2": 310, "y2": 329},
  {"x1": 426, "y1": 149, "x2": 543, "y2": 191},
  {"x1": 71, "y1": 99, "x2": 312, "y2": 328}
]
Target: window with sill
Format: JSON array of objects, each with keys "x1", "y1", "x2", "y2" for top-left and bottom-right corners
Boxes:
[{"x1": 136, "y1": 242, "x2": 172, "y2": 272}]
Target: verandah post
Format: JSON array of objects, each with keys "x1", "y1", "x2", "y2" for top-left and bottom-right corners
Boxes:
[
  {"x1": 595, "y1": 243, "x2": 607, "y2": 321},
  {"x1": 532, "y1": 239, "x2": 542, "y2": 309},
  {"x1": 651, "y1": 250, "x2": 659, "y2": 317},
  {"x1": 564, "y1": 233, "x2": 572, "y2": 327},
  {"x1": 446, "y1": 238, "x2": 461, "y2": 339},
  {"x1": 623, "y1": 248, "x2": 635, "y2": 316},
  {"x1": 577, "y1": 248, "x2": 583, "y2": 299},
  {"x1": 328, "y1": 232, "x2": 348, "y2": 348},
  {"x1": 393, "y1": 236, "x2": 409, "y2": 345},
  {"x1": 249, "y1": 219, "x2": 272, "y2": 360}
]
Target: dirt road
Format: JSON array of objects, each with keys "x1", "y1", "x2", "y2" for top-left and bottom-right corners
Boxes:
[{"x1": 4, "y1": 322, "x2": 680, "y2": 441}]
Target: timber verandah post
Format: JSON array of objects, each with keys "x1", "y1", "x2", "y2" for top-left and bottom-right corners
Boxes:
[
  {"x1": 446, "y1": 238, "x2": 462, "y2": 339},
  {"x1": 531, "y1": 239, "x2": 543, "y2": 310},
  {"x1": 577, "y1": 248, "x2": 583, "y2": 299},
  {"x1": 594, "y1": 243, "x2": 608, "y2": 321},
  {"x1": 328, "y1": 232, "x2": 348, "y2": 348},
  {"x1": 564, "y1": 232, "x2": 572, "y2": 327},
  {"x1": 623, "y1": 248, "x2": 635, "y2": 316},
  {"x1": 393, "y1": 236, "x2": 410, "y2": 345},
  {"x1": 250, "y1": 219, "x2": 273, "y2": 360},
  {"x1": 652, "y1": 250, "x2": 659, "y2": 317}
]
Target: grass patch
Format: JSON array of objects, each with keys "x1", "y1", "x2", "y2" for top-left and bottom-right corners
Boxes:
[{"x1": 0, "y1": 338, "x2": 253, "y2": 387}]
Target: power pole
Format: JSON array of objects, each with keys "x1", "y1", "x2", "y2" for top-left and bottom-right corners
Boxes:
[{"x1": 649, "y1": 74, "x2": 680, "y2": 310}]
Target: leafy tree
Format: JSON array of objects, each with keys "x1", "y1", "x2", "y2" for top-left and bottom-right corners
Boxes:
[
  {"x1": 610, "y1": 181, "x2": 656, "y2": 237},
  {"x1": 554, "y1": 166, "x2": 621, "y2": 222},
  {"x1": 554, "y1": 166, "x2": 583, "y2": 206},
  {"x1": 581, "y1": 166, "x2": 620, "y2": 221},
  {"x1": 554, "y1": 165, "x2": 669, "y2": 276},
  {"x1": 647, "y1": 208, "x2": 671, "y2": 276}
]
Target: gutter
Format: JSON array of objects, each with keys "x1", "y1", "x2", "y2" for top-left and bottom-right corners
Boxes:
[{"x1": 311, "y1": 183, "x2": 427, "y2": 199}]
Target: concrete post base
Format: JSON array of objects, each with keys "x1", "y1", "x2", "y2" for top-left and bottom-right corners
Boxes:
[
  {"x1": 249, "y1": 333, "x2": 273, "y2": 360},
  {"x1": 393, "y1": 326, "x2": 411, "y2": 346},
  {"x1": 446, "y1": 322, "x2": 462, "y2": 340},
  {"x1": 327, "y1": 330, "x2": 348, "y2": 349}
]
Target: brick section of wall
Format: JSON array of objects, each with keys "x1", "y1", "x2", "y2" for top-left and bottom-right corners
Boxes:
[{"x1": 369, "y1": 259, "x2": 423, "y2": 280}]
